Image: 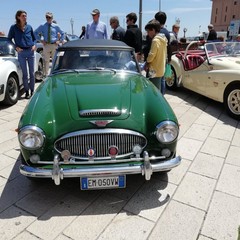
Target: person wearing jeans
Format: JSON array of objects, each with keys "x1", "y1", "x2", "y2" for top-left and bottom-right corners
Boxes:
[{"x1": 8, "y1": 10, "x2": 36, "y2": 99}]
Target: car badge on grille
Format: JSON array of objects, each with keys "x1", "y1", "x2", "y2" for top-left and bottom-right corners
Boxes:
[
  {"x1": 90, "y1": 120, "x2": 113, "y2": 127},
  {"x1": 87, "y1": 148, "x2": 95, "y2": 158}
]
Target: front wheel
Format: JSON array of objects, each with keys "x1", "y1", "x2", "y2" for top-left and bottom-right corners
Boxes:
[
  {"x1": 165, "y1": 66, "x2": 178, "y2": 90},
  {"x1": 224, "y1": 83, "x2": 240, "y2": 120},
  {"x1": 3, "y1": 74, "x2": 19, "y2": 105}
]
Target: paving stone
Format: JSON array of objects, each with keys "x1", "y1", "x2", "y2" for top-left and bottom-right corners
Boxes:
[
  {"x1": 173, "y1": 172, "x2": 216, "y2": 210},
  {"x1": 98, "y1": 211, "x2": 154, "y2": 240},
  {"x1": 0, "y1": 129, "x2": 17, "y2": 144},
  {"x1": 184, "y1": 123, "x2": 212, "y2": 141},
  {"x1": 0, "y1": 138, "x2": 19, "y2": 154},
  {"x1": 232, "y1": 125, "x2": 240, "y2": 147},
  {"x1": 63, "y1": 193, "x2": 126, "y2": 240},
  {"x1": 189, "y1": 152, "x2": 224, "y2": 179},
  {"x1": 123, "y1": 177, "x2": 177, "y2": 222},
  {"x1": 201, "y1": 191, "x2": 240, "y2": 240},
  {"x1": 27, "y1": 194, "x2": 96, "y2": 240},
  {"x1": 198, "y1": 235, "x2": 214, "y2": 240},
  {"x1": 12, "y1": 230, "x2": 40, "y2": 240},
  {"x1": 200, "y1": 137, "x2": 230, "y2": 158},
  {"x1": 216, "y1": 164, "x2": 240, "y2": 197},
  {"x1": 0, "y1": 162, "x2": 21, "y2": 181},
  {"x1": 0, "y1": 175, "x2": 35, "y2": 213},
  {"x1": 0, "y1": 153, "x2": 17, "y2": 170},
  {"x1": 148, "y1": 200, "x2": 205, "y2": 240},
  {"x1": 167, "y1": 158, "x2": 191, "y2": 185},
  {"x1": 0, "y1": 205, "x2": 36, "y2": 240},
  {"x1": 209, "y1": 123, "x2": 235, "y2": 141},
  {"x1": 226, "y1": 146, "x2": 240, "y2": 167},
  {"x1": 177, "y1": 137, "x2": 203, "y2": 161},
  {"x1": 55, "y1": 234, "x2": 73, "y2": 240},
  {"x1": 16, "y1": 184, "x2": 69, "y2": 217},
  {"x1": 195, "y1": 112, "x2": 217, "y2": 127},
  {"x1": 107, "y1": 174, "x2": 145, "y2": 200}
]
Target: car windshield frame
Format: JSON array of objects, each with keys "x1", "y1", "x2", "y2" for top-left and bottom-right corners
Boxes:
[
  {"x1": 205, "y1": 41, "x2": 240, "y2": 60},
  {"x1": 51, "y1": 48, "x2": 140, "y2": 74}
]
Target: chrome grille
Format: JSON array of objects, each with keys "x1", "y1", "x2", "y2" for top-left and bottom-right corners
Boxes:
[{"x1": 54, "y1": 129, "x2": 147, "y2": 160}]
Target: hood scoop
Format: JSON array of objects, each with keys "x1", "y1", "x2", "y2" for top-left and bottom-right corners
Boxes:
[{"x1": 79, "y1": 109, "x2": 121, "y2": 117}]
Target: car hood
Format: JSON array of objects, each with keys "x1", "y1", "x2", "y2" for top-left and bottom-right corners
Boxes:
[
  {"x1": 61, "y1": 72, "x2": 131, "y2": 120},
  {"x1": 209, "y1": 56, "x2": 240, "y2": 69},
  {"x1": 19, "y1": 72, "x2": 175, "y2": 137}
]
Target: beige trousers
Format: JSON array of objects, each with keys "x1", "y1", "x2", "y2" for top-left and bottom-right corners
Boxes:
[{"x1": 43, "y1": 43, "x2": 57, "y2": 76}]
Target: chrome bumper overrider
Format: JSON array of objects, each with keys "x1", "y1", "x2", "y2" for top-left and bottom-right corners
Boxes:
[{"x1": 20, "y1": 151, "x2": 181, "y2": 185}]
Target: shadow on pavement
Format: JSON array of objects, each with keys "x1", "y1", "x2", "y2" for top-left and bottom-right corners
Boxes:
[{"x1": 0, "y1": 152, "x2": 171, "y2": 220}]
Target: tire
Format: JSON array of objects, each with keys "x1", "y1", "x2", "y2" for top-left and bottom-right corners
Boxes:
[
  {"x1": 165, "y1": 65, "x2": 178, "y2": 90},
  {"x1": 224, "y1": 83, "x2": 240, "y2": 120},
  {"x1": 3, "y1": 74, "x2": 19, "y2": 105}
]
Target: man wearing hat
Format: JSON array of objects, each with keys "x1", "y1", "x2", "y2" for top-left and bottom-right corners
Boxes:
[
  {"x1": 34, "y1": 12, "x2": 65, "y2": 76},
  {"x1": 207, "y1": 24, "x2": 217, "y2": 41},
  {"x1": 85, "y1": 9, "x2": 108, "y2": 39}
]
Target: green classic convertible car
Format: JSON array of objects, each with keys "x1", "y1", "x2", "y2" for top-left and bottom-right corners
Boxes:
[{"x1": 17, "y1": 39, "x2": 181, "y2": 189}]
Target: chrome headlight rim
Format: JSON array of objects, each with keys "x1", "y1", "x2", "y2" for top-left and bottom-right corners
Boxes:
[
  {"x1": 155, "y1": 120, "x2": 179, "y2": 143},
  {"x1": 18, "y1": 125, "x2": 45, "y2": 150}
]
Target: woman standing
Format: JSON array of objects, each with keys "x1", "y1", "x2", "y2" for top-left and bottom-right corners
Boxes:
[{"x1": 8, "y1": 10, "x2": 36, "y2": 99}]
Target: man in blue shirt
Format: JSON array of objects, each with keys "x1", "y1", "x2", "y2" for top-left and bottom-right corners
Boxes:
[
  {"x1": 85, "y1": 9, "x2": 108, "y2": 39},
  {"x1": 34, "y1": 12, "x2": 65, "y2": 76}
]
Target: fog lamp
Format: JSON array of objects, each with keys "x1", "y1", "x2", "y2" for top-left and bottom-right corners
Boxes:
[
  {"x1": 161, "y1": 148, "x2": 171, "y2": 158},
  {"x1": 30, "y1": 154, "x2": 40, "y2": 164}
]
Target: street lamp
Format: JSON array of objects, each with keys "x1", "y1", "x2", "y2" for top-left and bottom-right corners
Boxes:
[
  {"x1": 159, "y1": 0, "x2": 161, "y2": 11},
  {"x1": 139, "y1": 0, "x2": 142, "y2": 31},
  {"x1": 70, "y1": 18, "x2": 74, "y2": 35},
  {"x1": 183, "y1": 28, "x2": 187, "y2": 38}
]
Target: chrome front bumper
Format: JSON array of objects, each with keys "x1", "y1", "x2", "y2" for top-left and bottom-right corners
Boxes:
[{"x1": 20, "y1": 151, "x2": 181, "y2": 185}]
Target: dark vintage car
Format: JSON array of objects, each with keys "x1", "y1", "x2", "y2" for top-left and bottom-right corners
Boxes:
[{"x1": 18, "y1": 39, "x2": 181, "y2": 189}]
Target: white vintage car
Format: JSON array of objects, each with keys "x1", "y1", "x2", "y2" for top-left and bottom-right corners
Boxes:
[
  {"x1": 167, "y1": 41, "x2": 240, "y2": 120},
  {"x1": 0, "y1": 37, "x2": 43, "y2": 105}
]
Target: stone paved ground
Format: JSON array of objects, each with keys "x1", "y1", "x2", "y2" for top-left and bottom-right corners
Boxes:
[{"x1": 0, "y1": 84, "x2": 240, "y2": 240}]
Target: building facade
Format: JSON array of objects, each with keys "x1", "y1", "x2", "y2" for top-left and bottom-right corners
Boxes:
[{"x1": 210, "y1": 0, "x2": 240, "y2": 33}]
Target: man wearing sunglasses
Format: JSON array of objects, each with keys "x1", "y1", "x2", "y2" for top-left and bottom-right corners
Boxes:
[{"x1": 34, "y1": 12, "x2": 65, "y2": 77}]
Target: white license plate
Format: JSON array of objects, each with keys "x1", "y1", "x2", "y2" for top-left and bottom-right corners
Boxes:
[{"x1": 81, "y1": 175, "x2": 126, "y2": 190}]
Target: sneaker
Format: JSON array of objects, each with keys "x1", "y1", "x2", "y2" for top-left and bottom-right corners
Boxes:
[{"x1": 25, "y1": 91, "x2": 30, "y2": 99}]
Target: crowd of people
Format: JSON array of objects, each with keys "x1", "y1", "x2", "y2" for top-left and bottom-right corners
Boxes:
[{"x1": 8, "y1": 8, "x2": 237, "y2": 100}]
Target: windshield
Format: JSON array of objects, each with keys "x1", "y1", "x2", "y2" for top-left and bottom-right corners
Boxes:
[
  {"x1": 0, "y1": 38, "x2": 15, "y2": 56},
  {"x1": 52, "y1": 49, "x2": 139, "y2": 73},
  {"x1": 205, "y1": 42, "x2": 240, "y2": 58}
]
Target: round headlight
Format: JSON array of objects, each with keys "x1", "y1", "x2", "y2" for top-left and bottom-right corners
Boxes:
[
  {"x1": 18, "y1": 126, "x2": 45, "y2": 150},
  {"x1": 155, "y1": 121, "x2": 179, "y2": 143}
]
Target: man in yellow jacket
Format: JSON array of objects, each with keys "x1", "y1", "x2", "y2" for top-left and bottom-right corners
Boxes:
[{"x1": 144, "y1": 19, "x2": 167, "y2": 92}]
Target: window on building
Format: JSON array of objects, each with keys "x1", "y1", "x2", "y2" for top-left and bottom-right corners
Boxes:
[
  {"x1": 215, "y1": 16, "x2": 217, "y2": 23},
  {"x1": 234, "y1": 1, "x2": 237, "y2": 5},
  {"x1": 225, "y1": 6, "x2": 228, "y2": 12},
  {"x1": 216, "y1": 8, "x2": 218, "y2": 14},
  {"x1": 224, "y1": 15, "x2": 227, "y2": 22},
  {"x1": 233, "y1": 15, "x2": 236, "y2": 19}
]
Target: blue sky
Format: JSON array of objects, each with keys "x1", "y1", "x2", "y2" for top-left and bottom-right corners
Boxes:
[{"x1": 1, "y1": 0, "x2": 212, "y2": 38}]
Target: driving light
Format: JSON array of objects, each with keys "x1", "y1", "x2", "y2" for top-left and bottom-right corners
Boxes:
[
  {"x1": 30, "y1": 154, "x2": 40, "y2": 163},
  {"x1": 18, "y1": 126, "x2": 45, "y2": 150},
  {"x1": 155, "y1": 121, "x2": 179, "y2": 143}
]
